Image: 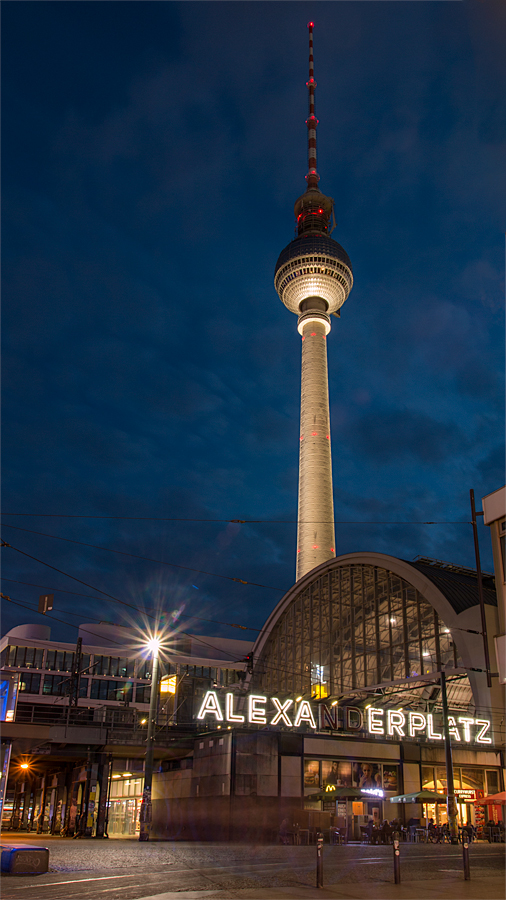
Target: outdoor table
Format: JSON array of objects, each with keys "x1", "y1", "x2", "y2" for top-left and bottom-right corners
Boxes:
[
  {"x1": 415, "y1": 828, "x2": 426, "y2": 842},
  {"x1": 286, "y1": 830, "x2": 300, "y2": 845},
  {"x1": 298, "y1": 829, "x2": 310, "y2": 845}
]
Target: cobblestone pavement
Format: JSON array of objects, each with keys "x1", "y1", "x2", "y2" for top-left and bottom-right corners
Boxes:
[{"x1": 0, "y1": 835, "x2": 504, "y2": 900}]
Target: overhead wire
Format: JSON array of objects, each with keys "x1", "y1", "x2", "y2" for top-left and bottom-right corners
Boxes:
[
  {"x1": 0, "y1": 541, "x2": 255, "y2": 664},
  {"x1": 2, "y1": 513, "x2": 472, "y2": 524},
  {"x1": 0, "y1": 540, "x2": 488, "y2": 686},
  {"x1": 1, "y1": 524, "x2": 286, "y2": 592},
  {"x1": 3, "y1": 592, "x2": 502, "y2": 716},
  {"x1": 0, "y1": 578, "x2": 261, "y2": 633}
]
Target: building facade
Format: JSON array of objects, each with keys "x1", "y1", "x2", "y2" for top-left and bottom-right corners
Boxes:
[{"x1": 149, "y1": 551, "x2": 505, "y2": 841}]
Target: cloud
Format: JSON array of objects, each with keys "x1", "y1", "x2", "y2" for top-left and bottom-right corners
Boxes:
[{"x1": 350, "y1": 407, "x2": 469, "y2": 464}]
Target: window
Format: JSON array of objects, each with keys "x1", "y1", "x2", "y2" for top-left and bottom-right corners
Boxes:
[
  {"x1": 43, "y1": 675, "x2": 70, "y2": 696},
  {"x1": 486, "y1": 770, "x2": 500, "y2": 795},
  {"x1": 46, "y1": 650, "x2": 73, "y2": 672},
  {"x1": 461, "y1": 768, "x2": 484, "y2": 791},
  {"x1": 91, "y1": 680, "x2": 133, "y2": 702},
  {"x1": 18, "y1": 673, "x2": 41, "y2": 694},
  {"x1": 135, "y1": 684, "x2": 150, "y2": 704}
]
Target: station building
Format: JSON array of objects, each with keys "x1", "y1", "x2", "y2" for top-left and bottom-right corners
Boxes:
[
  {"x1": 150, "y1": 545, "x2": 505, "y2": 841},
  {"x1": 2, "y1": 489, "x2": 505, "y2": 841}
]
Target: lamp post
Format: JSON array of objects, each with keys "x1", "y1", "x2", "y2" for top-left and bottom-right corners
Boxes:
[
  {"x1": 139, "y1": 636, "x2": 160, "y2": 841},
  {"x1": 440, "y1": 669, "x2": 459, "y2": 844}
]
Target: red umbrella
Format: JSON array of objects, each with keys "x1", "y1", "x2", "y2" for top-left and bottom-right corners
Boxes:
[{"x1": 472, "y1": 792, "x2": 506, "y2": 804}]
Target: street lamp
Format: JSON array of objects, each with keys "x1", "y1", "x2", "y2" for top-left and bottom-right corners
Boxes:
[{"x1": 139, "y1": 635, "x2": 161, "y2": 841}]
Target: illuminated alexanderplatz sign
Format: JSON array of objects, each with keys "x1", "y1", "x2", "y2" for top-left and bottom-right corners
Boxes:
[{"x1": 196, "y1": 691, "x2": 492, "y2": 745}]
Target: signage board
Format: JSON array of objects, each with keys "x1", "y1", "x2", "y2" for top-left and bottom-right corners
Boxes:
[{"x1": 195, "y1": 691, "x2": 492, "y2": 745}]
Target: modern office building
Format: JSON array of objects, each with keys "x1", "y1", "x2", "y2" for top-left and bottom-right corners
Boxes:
[{"x1": 0, "y1": 621, "x2": 252, "y2": 836}]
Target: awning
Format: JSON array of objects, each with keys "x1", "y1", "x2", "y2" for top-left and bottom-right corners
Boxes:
[
  {"x1": 472, "y1": 792, "x2": 506, "y2": 805},
  {"x1": 306, "y1": 786, "x2": 363, "y2": 801},
  {"x1": 390, "y1": 790, "x2": 447, "y2": 804}
]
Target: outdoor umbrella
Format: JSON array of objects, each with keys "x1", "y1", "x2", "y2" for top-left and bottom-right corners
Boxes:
[
  {"x1": 471, "y1": 792, "x2": 506, "y2": 804},
  {"x1": 389, "y1": 790, "x2": 446, "y2": 804},
  {"x1": 306, "y1": 786, "x2": 362, "y2": 841},
  {"x1": 306, "y1": 787, "x2": 363, "y2": 801},
  {"x1": 390, "y1": 790, "x2": 447, "y2": 840}
]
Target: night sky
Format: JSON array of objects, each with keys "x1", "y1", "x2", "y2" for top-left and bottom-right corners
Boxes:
[{"x1": 2, "y1": 1, "x2": 504, "y2": 650}]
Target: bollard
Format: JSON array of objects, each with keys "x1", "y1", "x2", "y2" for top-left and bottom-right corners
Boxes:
[
  {"x1": 463, "y1": 840, "x2": 470, "y2": 880},
  {"x1": 392, "y1": 833, "x2": 401, "y2": 884},
  {"x1": 316, "y1": 832, "x2": 324, "y2": 889}
]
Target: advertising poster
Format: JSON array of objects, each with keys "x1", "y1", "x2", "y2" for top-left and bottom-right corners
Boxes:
[
  {"x1": 353, "y1": 761, "x2": 382, "y2": 790},
  {"x1": 382, "y1": 766, "x2": 398, "y2": 793},
  {"x1": 304, "y1": 759, "x2": 320, "y2": 789},
  {"x1": 322, "y1": 759, "x2": 352, "y2": 787}
]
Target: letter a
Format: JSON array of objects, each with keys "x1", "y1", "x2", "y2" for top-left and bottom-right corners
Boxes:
[{"x1": 197, "y1": 690, "x2": 223, "y2": 721}]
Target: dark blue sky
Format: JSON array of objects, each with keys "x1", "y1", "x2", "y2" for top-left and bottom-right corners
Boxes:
[{"x1": 2, "y1": 1, "x2": 504, "y2": 647}]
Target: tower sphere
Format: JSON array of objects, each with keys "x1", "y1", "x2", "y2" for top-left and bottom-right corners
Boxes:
[{"x1": 274, "y1": 231, "x2": 353, "y2": 317}]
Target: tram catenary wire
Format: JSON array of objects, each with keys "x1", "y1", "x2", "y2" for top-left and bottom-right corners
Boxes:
[
  {"x1": 2, "y1": 513, "x2": 472, "y2": 523},
  {"x1": 1, "y1": 536, "x2": 489, "y2": 683},
  {"x1": 3, "y1": 592, "x2": 501, "y2": 717}
]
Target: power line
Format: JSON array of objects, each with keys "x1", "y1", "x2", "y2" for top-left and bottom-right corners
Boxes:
[
  {"x1": 0, "y1": 593, "x2": 126, "y2": 646},
  {"x1": 3, "y1": 592, "x2": 501, "y2": 714},
  {"x1": 0, "y1": 542, "x2": 254, "y2": 665},
  {"x1": 1, "y1": 524, "x2": 286, "y2": 592},
  {"x1": 0, "y1": 578, "x2": 261, "y2": 633},
  {"x1": 2, "y1": 513, "x2": 471, "y2": 524}
]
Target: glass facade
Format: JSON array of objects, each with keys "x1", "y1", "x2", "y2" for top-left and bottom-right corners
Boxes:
[{"x1": 258, "y1": 564, "x2": 469, "y2": 709}]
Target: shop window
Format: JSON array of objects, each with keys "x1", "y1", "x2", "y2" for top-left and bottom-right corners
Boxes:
[
  {"x1": 421, "y1": 766, "x2": 435, "y2": 790},
  {"x1": 486, "y1": 770, "x2": 500, "y2": 795},
  {"x1": 436, "y1": 767, "x2": 461, "y2": 792},
  {"x1": 461, "y1": 768, "x2": 484, "y2": 791}
]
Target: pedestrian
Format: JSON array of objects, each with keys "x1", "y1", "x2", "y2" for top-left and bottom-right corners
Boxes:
[
  {"x1": 279, "y1": 817, "x2": 290, "y2": 845},
  {"x1": 381, "y1": 819, "x2": 392, "y2": 844}
]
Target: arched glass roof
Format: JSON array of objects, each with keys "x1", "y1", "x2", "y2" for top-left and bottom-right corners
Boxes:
[{"x1": 252, "y1": 553, "x2": 497, "y2": 719}]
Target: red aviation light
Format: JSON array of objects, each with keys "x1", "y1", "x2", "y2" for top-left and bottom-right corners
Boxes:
[
  {"x1": 300, "y1": 435, "x2": 304, "y2": 441},
  {"x1": 326, "y1": 434, "x2": 330, "y2": 440},
  {"x1": 308, "y1": 21, "x2": 314, "y2": 28},
  {"x1": 311, "y1": 431, "x2": 318, "y2": 436},
  {"x1": 330, "y1": 547, "x2": 334, "y2": 553},
  {"x1": 310, "y1": 332, "x2": 316, "y2": 336},
  {"x1": 312, "y1": 544, "x2": 319, "y2": 549}
]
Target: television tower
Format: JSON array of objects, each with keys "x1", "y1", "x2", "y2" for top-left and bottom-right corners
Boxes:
[{"x1": 274, "y1": 23, "x2": 353, "y2": 581}]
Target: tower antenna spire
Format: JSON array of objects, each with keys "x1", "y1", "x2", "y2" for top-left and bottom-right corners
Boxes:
[{"x1": 306, "y1": 22, "x2": 319, "y2": 190}]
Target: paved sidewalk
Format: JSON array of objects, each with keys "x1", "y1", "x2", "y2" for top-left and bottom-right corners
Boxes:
[
  {"x1": 137, "y1": 874, "x2": 506, "y2": 900},
  {"x1": 138, "y1": 877, "x2": 505, "y2": 900}
]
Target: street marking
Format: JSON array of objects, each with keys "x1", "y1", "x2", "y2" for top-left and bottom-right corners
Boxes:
[{"x1": 4, "y1": 873, "x2": 138, "y2": 889}]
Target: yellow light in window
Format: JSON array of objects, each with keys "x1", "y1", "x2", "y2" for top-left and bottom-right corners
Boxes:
[
  {"x1": 311, "y1": 684, "x2": 328, "y2": 700},
  {"x1": 160, "y1": 675, "x2": 177, "y2": 694}
]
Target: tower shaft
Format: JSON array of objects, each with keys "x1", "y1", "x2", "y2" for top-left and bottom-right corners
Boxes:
[{"x1": 297, "y1": 317, "x2": 336, "y2": 580}]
